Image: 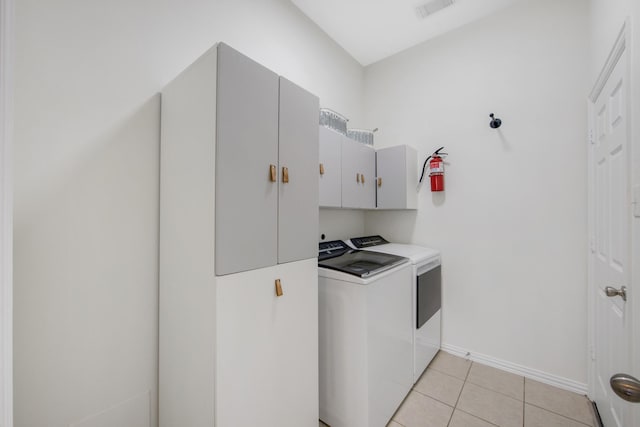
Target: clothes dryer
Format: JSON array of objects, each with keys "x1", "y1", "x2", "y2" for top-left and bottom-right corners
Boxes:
[{"x1": 348, "y1": 235, "x2": 442, "y2": 383}]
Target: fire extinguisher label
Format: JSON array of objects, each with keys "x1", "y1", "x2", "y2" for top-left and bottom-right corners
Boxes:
[{"x1": 430, "y1": 162, "x2": 444, "y2": 174}]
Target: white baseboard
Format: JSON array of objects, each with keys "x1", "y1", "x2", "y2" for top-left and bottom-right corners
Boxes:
[{"x1": 441, "y1": 343, "x2": 589, "y2": 395}]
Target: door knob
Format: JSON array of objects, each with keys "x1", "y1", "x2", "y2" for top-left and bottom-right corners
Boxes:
[
  {"x1": 282, "y1": 166, "x2": 289, "y2": 183},
  {"x1": 610, "y1": 374, "x2": 640, "y2": 403},
  {"x1": 605, "y1": 286, "x2": 627, "y2": 301},
  {"x1": 319, "y1": 163, "x2": 325, "y2": 175},
  {"x1": 269, "y1": 164, "x2": 277, "y2": 182},
  {"x1": 377, "y1": 177, "x2": 382, "y2": 187}
]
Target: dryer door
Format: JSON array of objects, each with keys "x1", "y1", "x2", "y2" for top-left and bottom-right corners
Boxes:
[{"x1": 417, "y1": 264, "x2": 441, "y2": 329}]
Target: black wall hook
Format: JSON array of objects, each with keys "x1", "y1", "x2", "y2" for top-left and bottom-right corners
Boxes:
[{"x1": 489, "y1": 113, "x2": 502, "y2": 129}]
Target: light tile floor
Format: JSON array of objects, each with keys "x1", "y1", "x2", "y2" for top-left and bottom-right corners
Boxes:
[{"x1": 320, "y1": 351, "x2": 598, "y2": 427}]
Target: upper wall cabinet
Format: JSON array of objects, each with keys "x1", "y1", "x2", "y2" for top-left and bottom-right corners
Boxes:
[
  {"x1": 341, "y1": 137, "x2": 376, "y2": 209},
  {"x1": 215, "y1": 44, "x2": 319, "y2": 275},
  {"x1": 376, "y1": 145, "x2": 417, "y2": 210},
  {"x1": 318, "y1": 126, "x2": 342, "y2": 208},
  {"x1": 319, "y1": 126, "x2": 417, "y2": 210}
]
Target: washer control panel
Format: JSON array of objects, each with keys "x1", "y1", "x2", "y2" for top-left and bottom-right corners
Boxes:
[
  {"x1": 350, "y1": 235, "x2": 389, "y2": 248},
  {"x1": 318, "y1": 240, "x2": 350, "y2": 261}
]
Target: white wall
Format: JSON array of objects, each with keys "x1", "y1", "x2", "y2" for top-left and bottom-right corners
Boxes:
[
  {"x1": 364, "y1": 0, "x2": 590, "y2": 385},
  {"x1": 13, "y1": 1, "x2": 363, "y2": 426},
  {"x1": 319, "y1": 209, "x2": 365, "y2": 241}
]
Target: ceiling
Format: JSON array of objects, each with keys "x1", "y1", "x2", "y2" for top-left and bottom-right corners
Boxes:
[{"x1": 290, "y1": 0, "x2": 528, "y2": 66}]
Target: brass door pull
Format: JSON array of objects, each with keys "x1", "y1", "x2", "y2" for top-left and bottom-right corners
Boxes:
[
  {"x1": 270, "y1": 164, "x2": 277, "y2": 182},
  {"x1": 319, "y1": 163, "x2": 325, "y2": 175},
  {"x1": 356, "y1": 173, "x2": 360, "y2": 183},
  {"x1": 275, "y1": 279, "x2": 283, "y2": 297},
  {"x1": 377, "y1": 177, "x2": 382, "y2": 187},
  {"x1": 361, "y1": 174, "x2": 365, "y2": 184},
  {"x1": 282, "y1": 167, "x2": 289, "y2": 183}
]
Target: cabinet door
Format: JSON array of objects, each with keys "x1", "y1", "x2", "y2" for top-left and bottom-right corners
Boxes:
[
  {"x1": 319, "y1": 126, "x2": 342, "y2": 208},
  {"x1": 341, "y1": 137, "x2": 360, "y2": 208},
  {"x1": 215, "y1": 43, "x2": 280, "y2": 276},
  {"x1": 278, "y1": 78, "x2": 319, "y2": 263},
  {"x1": 342, "y1": 137, "x2": 375, "y2": 208},
  {"x1": 216, "y1": 259, "x2": 319, "y2": 427},
  {"x1": 359, "y1": 143, "x2": 376, "y2": 209},
  {"x1": 377, "y1": 146, "x2": 406, "y2": 209},
  {"x1": 376, "y1": 145, "x2": 417, "y2": 209}
]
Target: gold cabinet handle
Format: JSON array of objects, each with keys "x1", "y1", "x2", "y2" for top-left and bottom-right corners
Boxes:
[
  {"x1": 270, "y1": 164, "x2": 277, "y2": 182},
  {"x1": 282, "y1": 166, "x2": 289, "y2": 183},
  {"x1": 361, "y1": 174, "x2": 365, "y2": 184},
  {"x1": 377, "y1": 177, "x2": 382, "y2": 187},
  {"x1": 356, "y1": 173, "x2": 360, "y2": 183},
  {"x1": 275, "y1": 279, "x2": 283, "y2": 297},
  {"x1": 319, "y1": 163, "x2": 325, "y2": 175}
]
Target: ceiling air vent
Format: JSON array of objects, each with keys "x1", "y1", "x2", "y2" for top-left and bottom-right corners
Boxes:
[{"x1": 415, "y1": 0, "x2": 455, "y2": 19}]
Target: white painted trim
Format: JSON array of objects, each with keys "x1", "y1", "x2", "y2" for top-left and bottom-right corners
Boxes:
[
  {"x1": 626, "y1": 14, "x2": 640, "y2": 427},
  {"x1": 0, "y1": 0, "x2": 13, "y2": 425},
  {"x1": 586, "y1": 97, "x2": 596, "y2": 401},
  {"x1": 589, "y1": 21, "x2": 627, "y2": 103},
  {"x1": 441, "y1": 343, "x2": 589, "y2": 395}
]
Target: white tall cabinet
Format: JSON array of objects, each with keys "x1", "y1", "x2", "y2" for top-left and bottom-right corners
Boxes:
[{"x1": 160, "y1": 43, "x2": 319, "y2": 427}]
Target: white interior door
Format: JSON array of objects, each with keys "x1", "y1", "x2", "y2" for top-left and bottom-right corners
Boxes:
[{"x1": 589, "y1": 34, "x2": 634, "y2": 427}]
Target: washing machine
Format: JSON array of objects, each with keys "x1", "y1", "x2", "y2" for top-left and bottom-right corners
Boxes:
[
  {"x1": 318, "y1": 240, "x2": 413, "y2": 427},
  {"x1": 348, "y1": 235, "x2": 442, "y2": 383}
]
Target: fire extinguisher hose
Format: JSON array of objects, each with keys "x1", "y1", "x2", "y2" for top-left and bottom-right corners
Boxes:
[
  {"x1": 418, "y1": 155, "x2": 432, "y2": 184},
  {"x1": 418, "y1": 146, "x2": 446, "y2": 184}
]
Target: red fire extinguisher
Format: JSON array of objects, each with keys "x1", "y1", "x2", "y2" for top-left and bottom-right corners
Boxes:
[{"x1": 419, "y1": 147, "x2": 447, "y2": 192}]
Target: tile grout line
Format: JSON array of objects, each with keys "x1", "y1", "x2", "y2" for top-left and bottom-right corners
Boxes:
[
  {"x1": 455, "y1": 360, "x2": 474, "y2": 406},
  {"x1": 428, "y1": 366, "x2": 471, "y2": 382},
  {"x1": 456, "y1": 362, "x2": 503, "y2": 427},
  {"x1": 464, "y1": 361, "x2": 473, "y2": 381},
  {"x1": 524, "y1": 402, "x2": 595, "y2": 427},
  {"x1": 465, "y1": 362, "x2": 528, "y2": 402},
  {"x1": 420, "y1": 365, "x2": 469, "y2": 382},
  {"x1": 445, "y1": 361, "x2": 472, "y2": 427},
  {"x1": 411, "y1": 386, "x2": 456, "y2": 410},
  {"x1": 455, "y1": 407, "x2": 502, "y2": 427},
  {"x1": 462, "y1": 379, "x2": 525, "y2": 403},
  {"x1": 458, "y1": 361, "x2": 529, "y2": 427}
]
